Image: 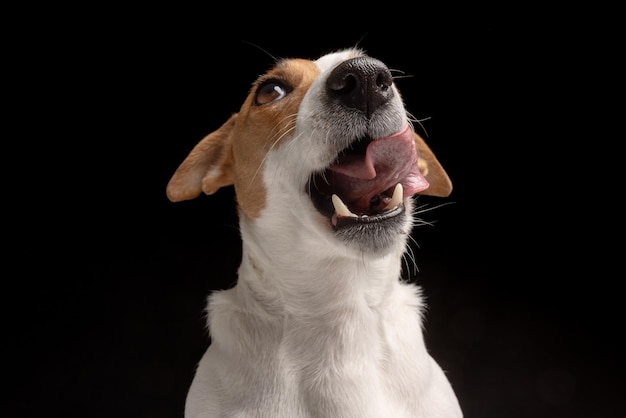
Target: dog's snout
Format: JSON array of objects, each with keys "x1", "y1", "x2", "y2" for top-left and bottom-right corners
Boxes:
[{"x1": 326, "y1": 57, "x2": 394, "y2": 118}]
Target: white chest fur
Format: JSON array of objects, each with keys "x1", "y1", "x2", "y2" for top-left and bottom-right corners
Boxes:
[{"x1": 185, "y1": 243, "x2": 462, "y2": 418}]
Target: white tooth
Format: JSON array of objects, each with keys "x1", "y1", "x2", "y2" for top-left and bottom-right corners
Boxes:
[
  {"x1": 332, "y1": 194, "x2": 357, "y2": 218},
  {"x1": 384, "y1": 183, "x2": 404, "y2": 210}
]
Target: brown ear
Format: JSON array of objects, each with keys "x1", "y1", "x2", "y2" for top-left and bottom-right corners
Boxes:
[
  {"x1": 166, "y1": 114, "x2": 238, "y2": 202},
  {"x1": 413, "y1": 132, "x2": 453, "y2": 197}
]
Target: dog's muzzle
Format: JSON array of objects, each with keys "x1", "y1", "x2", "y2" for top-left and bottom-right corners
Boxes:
[{"x1": 306, "y1": 57, "x2": 427, "y2": 233}]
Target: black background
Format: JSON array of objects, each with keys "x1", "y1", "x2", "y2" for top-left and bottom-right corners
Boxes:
[{"x1": 7, "y1": 6, "x2": 623, "y2": 418}]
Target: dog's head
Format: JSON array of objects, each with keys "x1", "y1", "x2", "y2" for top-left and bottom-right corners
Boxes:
[{"x1": 167, "y1": 48, "x2": 452, "y2": 254}]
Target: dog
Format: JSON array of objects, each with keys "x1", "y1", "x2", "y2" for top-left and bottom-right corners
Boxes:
[{"x1": 166, "y1": 47, "x2": 463, "y2": 418}]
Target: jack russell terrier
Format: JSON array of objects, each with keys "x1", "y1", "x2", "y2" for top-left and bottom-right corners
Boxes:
[{"x1": 167, "y1": 48, "x2": 463, "y2": 418}]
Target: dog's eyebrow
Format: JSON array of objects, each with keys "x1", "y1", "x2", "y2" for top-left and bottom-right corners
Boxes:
[{"x1": 252, "y1": 61, "x2": 298, "y2": 86}]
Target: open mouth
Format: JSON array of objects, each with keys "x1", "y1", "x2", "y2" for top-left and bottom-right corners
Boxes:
[{"x1": 307, "y1": 125, "x2": 430, "y2": 229}]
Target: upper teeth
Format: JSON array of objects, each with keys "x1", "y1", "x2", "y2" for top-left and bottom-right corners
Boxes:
[
  {"x1": 388, "y1": 182, "x2": 404, "y2": 210},
  {"x1": 331, "y1": 183, "x2": 404, "y2": 218}
]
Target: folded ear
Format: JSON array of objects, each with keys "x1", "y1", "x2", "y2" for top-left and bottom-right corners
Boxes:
[
  {"x1": 413, "y1": 132, "x2": 453, "y2": 197},
  {"x1": 166, "y1": 114, "x2": 238, "y2": 202}
]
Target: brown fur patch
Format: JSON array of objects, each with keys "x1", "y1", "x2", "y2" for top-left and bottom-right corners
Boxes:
[
  {"x1": 166, "y1": 59, "x2": 321, "y2": 218},
  {"x1": 227, "y1": 59, "x2": 320, "y2": 219},
  {"x1": 413, "y1": 132, "x2": 453, "y2": 197},
  {"x1": 166, "y1": 115, "x2": 237, "y2": 202}
]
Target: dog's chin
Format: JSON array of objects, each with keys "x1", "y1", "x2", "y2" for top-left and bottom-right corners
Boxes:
[
  {"x1": 307, "y1": 179, "x2": 412, "y2": 254},
  {"x1": 332, "y1": 203, "x2": 412, "y2": 254}
]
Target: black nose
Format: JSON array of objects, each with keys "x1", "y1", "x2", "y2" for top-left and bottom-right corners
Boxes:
[{"x1": 325, "y1": 56, "x2": 394, "y2": 118}]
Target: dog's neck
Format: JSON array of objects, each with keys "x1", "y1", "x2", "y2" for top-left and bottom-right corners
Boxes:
[{"x1": 236, "y1": 214, "x2": 410, "y2": 319}]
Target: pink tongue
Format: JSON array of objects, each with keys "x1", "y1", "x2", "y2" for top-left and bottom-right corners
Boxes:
[{"x1": 329, "y1": 126, "x2": 429, "y2": 205}]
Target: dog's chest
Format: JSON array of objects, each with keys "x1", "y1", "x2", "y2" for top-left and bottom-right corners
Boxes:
[
  {"x1": 192, "y1": 283, "x2": 431, "y2": 418},
  {"x1": 229, "y1": 353, "x2": 423, "y2": 417}
]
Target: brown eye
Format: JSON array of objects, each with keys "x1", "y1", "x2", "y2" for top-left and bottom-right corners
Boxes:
[{"x1": 255, "y1": 80, "x2": 289, "y2": 105}]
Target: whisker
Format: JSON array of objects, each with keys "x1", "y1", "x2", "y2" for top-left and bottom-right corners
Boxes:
[
  {"x1": 392, "y1": 75, "x2": 416, "y2": 80},
  {"x1": 400, "y1": 253, "x2": 410, "y2": 282},
  {"x1": 414, "y1": 200, "x2": 456, "y2": 216},
  {"x1": 406, "y1": 111, "x2": 431, "y2": 125},
  {"x1": 352, "y1": 35, "x2": 368, "y2": 51},
  {"x1": 406, "y1": 111, "x2": 431, "y2": 137},
  {"x1": 268, "y1": 128, "x2": 305, "y2": 187},
  {"x1": 389, "y1": 68, "x2": 415, "y2": 81},
  {"x1": 241, "y1": 41, "x2": 281, "y2": 63},
  {"x1": 319, "y1": 170, "x2": 329, "y2": 185},
  {"x1": 405, "y1": 234, "x2": 420, "y2": 276}
]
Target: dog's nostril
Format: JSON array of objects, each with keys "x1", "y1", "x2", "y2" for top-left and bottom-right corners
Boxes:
[
  {"x1": 376, "y1": 72, "x2": 392, "y2": 90},
  {"x1": 326, "y1": 56, "x2": 394, "y2": 117}
]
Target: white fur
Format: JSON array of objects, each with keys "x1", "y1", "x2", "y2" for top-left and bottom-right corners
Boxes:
[{"x1": 183, "y1": 49, "x2": 462, "y2": 418}]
